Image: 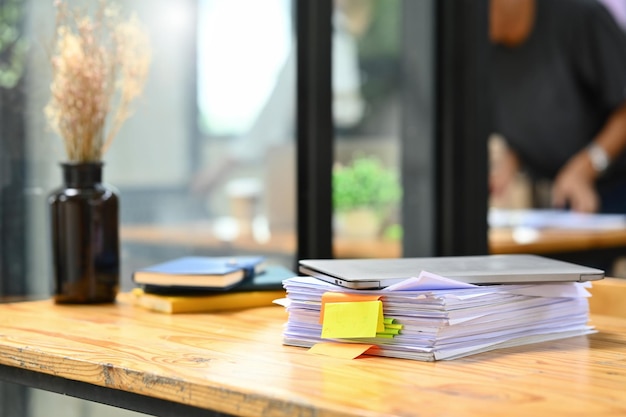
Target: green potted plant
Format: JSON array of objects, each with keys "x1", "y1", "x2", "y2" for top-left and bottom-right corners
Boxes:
[{"x1": 333, "y1": 155, "x2": 402, "y2": 238}]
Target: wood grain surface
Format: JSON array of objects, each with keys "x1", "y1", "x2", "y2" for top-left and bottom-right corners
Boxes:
[
  {"x1": 0, "y1": 288, "x2": 625, "y2": 416},
  {"x1": 122, "y1": 223, "x2": 626, "y2": 259},
  {"x1": 489, "y1": 227, "x2": 626, "y2": 254},
  {"x1": 121, "y1": 223, "x2": 402, "y2": 259},
  {"x1": 588, "y1": 277, "x2": 626, "y2": 318}
]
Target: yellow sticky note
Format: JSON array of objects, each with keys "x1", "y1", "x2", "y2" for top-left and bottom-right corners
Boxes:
[
  {"x1": 308, "y1": 343, "x2": 374, "y2": 359},
  {"x1": 320, "y1": 292, "x2": 381, "y2": 324},
  {"x1": 321, "y1": 300, "x2": 384, "y2": 339}
]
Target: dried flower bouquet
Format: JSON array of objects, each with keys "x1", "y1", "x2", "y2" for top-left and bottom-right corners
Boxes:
[{"x1": 45, "y1": 0, "x2": 151, "y2": 163}]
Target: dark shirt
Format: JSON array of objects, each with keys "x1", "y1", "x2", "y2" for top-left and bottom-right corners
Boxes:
[{"x1": 492, "y1": 0, "x2": 626, "y2": 184}]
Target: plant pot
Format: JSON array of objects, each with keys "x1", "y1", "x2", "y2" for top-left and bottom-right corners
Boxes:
[{"x1": 335, "y1": 208, "x2": 381, "y2": 239}]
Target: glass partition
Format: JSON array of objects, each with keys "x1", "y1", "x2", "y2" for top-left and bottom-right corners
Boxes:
[
  {"x1": 331, "y1": 0, "x2": 403, "y2": 258},
  {"x1": 0, "y1": 0, "x2": 298, "y2": 299}
]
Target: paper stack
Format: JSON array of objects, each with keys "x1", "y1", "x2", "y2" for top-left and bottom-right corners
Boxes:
[
  {"x1": 281, "y1": 272, "x2": 595, "y2": 361},
  {"x1": 488, "y1": 207, "x2": 626, "y2": 230}
]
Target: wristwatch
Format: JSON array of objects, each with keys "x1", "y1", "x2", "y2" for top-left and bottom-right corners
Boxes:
[{"x1": 587, "y1": 143, "x2": 610, "y2": 174}]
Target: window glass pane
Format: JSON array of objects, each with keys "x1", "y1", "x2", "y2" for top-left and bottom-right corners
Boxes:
[
  {"x1": 0, "y1": 0, "x2": 297, "y2": 298},
  {"x1": 332, "y1": 0, "x2": 403, "y2": 259},
  {"x1": 197, "y1": 0, "x2": 291, "y2": 137}
]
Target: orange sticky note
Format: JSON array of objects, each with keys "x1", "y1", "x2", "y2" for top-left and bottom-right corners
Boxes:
[
  {"x1": 321, "y1": 300, "x2": 384, "y2": 338},
  {"x1": 320, "y1": 292, "x2": 382, "y2": 324},
  {"x1": 308, "y1": 343, "x2": 374, "y2": 359}
]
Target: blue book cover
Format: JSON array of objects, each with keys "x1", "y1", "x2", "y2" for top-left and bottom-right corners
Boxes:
[
  {"x1": 142, "y1": 264, "x2": 296, "y2": 295},
  {"x1": 133, "y1": 256, "x2": 265, "y2": 290}
]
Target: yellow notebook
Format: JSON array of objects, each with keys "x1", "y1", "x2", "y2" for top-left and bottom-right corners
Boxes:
[{"x1": 129, "y1": 288, "x2": 286, "y2": 314}]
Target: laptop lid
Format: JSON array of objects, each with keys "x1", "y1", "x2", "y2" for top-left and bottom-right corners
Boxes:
[{"x1": 298, "y1": 254, "x2": 605, "y2": 289}]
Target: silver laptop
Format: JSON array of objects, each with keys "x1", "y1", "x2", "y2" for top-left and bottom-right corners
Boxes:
[{"x1": 298, "y1": 254, "x2": 605, "y2": 289}]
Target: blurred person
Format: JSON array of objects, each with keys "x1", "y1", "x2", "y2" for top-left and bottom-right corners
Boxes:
[
  {"x1": 489, "y1": 0, "x2": 626, "y2": 214},
  {"x1": 599, "y1": 0, "x2": 626, "y2": 30}
]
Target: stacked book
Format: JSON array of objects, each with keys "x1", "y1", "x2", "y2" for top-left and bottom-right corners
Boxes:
[
  {"x1": 281, "y1": 272, "x2": 594, "y2": 361},
  {"x1": 130, "y1": 256, "x2": 293, "y2": 313}
]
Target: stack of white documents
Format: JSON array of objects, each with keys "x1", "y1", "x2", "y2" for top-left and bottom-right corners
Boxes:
[{"x1": 281, "y1": 272, "x2": 595, "y2": 361}]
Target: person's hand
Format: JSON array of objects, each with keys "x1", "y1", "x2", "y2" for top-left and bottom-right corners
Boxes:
[
  {"x1": 489, "y1": 144, "x2": 521, "y2": 197},
  {"x1": 551, "y1": 152, "x2": 599, "y2": 213}
]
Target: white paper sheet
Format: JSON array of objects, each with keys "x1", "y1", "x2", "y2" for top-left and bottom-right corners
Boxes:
[{"x1": 281, "y1": 272, "x2": 593, "y2": 361}]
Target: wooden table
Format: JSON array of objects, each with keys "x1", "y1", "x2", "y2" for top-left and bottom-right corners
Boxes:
[
  {"x1": 122, "y1": 223, "x2": 626, "y2": 261},
  {"x1": 0, "y1": 280, "x2": 625, "y2": 417},
  {"x1": 489, "y1": 227, "x2": 626, "y2": 255},
  {"x1": 121, "y1": 223, "x2": 402, "y2": 259}
]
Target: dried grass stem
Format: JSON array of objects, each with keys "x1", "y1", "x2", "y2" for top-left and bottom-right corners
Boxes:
[{"x1": 45, "y1": 0, "x2": 151, "y2": 162}]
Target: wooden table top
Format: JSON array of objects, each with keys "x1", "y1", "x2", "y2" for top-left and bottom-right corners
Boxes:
[
  {"x1": 0, "y1": 280, "x2": 625, "y2": 417},
  {"x1": 121, "y1": 223, "x2": 402, "y2": 258},
  {"x1": 489, "y1": 227, "x2": 626, "y2": 254},
  {"x1": 121, "y1": 223, "x2": 626, "y2": 259}
]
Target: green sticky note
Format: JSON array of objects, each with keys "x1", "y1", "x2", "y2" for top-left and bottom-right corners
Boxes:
[
  {"x1": 379, "y1": 328, "x2": 401, "y2": 335},
  {"x1": 321, "y1": 300, "x2": 384, "y2": 339}
]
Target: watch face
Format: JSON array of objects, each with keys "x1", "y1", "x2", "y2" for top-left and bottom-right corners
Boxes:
[{"x1": 588, "y1": 144, "x2": 609, "y2": 173}]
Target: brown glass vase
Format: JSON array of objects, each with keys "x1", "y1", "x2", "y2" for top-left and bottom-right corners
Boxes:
[{"x1": 48, "y1": 162, "x2": 119, "y2": 303}]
